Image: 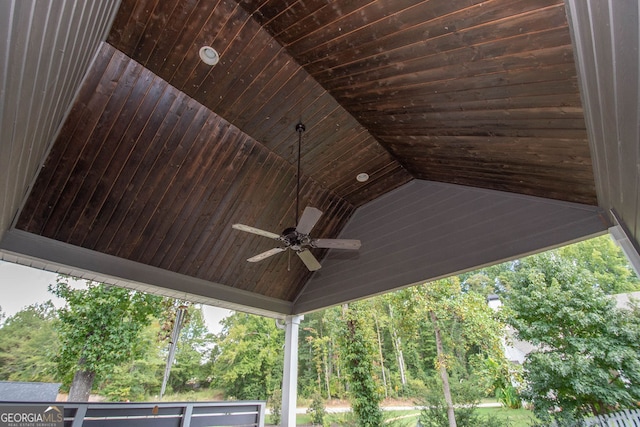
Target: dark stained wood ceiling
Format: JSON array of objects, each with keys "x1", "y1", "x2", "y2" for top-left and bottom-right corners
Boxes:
[{"x1": 15, "y1": 0, "x2": 596, "y2": 304}]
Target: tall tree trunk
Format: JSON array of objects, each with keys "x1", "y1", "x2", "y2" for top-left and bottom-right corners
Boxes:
[
  {"x1": 429, "y1": 310, "x2": 456, "y2": 427},
  {"x1": 392, "y1": 332, "x2": 406, "y2": 386},
  {"x1": 68, "y1": 368, "x2": 96, "y2": 401},
  {"x1": 373, "y1": 313, "x2": 388, "y2": 398},
  {"x1": 324, "y1": 342, "x2": 332, "y2": 400},
  {"x1": 388, "y1": 304, "x2": 407, "y2": 386}
]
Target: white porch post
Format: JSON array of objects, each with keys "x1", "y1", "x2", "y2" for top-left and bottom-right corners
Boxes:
[{"x1": 281, "y1": 314, "x2": 303, "y2": 427}]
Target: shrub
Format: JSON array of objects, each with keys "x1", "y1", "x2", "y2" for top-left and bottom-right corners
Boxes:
[
  {"x1": 496, "y1": 385, "x2": 522, "y2": 409},
  {"x1": 307, "y1": 393, "x2": 327, "y2": 426},
  {"x1": 268, "y1": 388, "x2": 282, "y2": 425}
]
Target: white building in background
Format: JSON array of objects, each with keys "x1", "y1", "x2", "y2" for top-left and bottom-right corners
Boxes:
[
  {"x1": 613, "y1": 291, "x2": 640, "y2": 309},
  {"x1": 487, "y1": 294, "x2": 535, "y2": 365}
]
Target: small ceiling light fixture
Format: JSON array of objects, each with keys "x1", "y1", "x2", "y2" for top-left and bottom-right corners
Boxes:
[
  {"x1": 356, "y1": 172, "x2": 370, "y2": 182},
  {"x1": 199, "y1": 46, "x2": 219, "y2": 66}
]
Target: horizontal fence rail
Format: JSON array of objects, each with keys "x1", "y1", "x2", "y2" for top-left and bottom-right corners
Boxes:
[{"x1": 1, "y1": 401, "x2": 265, "y2": 427}]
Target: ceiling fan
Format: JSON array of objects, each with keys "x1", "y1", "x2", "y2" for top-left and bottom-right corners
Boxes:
[{"x1": 232, "y1": 122, "x2": 361, "y2": 271}]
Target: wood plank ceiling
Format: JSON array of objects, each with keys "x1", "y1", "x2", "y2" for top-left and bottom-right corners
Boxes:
[{"x1": 15, "y1": 0, "x2": 596, "y2": 304}]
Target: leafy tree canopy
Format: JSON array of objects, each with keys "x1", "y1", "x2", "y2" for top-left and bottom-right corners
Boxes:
[
  {"x1": 211, "y1": 312, "x2": 284, "y2": 400},
  {"x1": 0, "y1": 301, "x2": 58, "y2": 382},
  {"x1": 555, "y1": 235, "x2": 640, "y2": 294},
  {"x1": 50, "y1": 276, "x2": 163, "y2": 394},
  {"x1": 167, "y1": 305, "x2": 214, "y2": 393},
  {"x1": 506, "y1": 252, "x2": 640, "y2": 424}
]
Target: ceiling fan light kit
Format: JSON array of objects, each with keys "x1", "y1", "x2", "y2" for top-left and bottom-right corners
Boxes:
[{"x1": 232, "y1": 123, "x2": 361, "y2": 271}]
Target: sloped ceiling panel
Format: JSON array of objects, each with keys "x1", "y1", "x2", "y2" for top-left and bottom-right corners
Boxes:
[
  {"x1": 240, "y1": 0, "x2": 597, "y2": 205},
  {"x1": 294, "y1": 180, "x2": 609, "y2": 313},
  {"x1": 0, "y1": 0, "x2": 120, "y2": 242},
  {"x1": 106, "y1": 0, "x2": 412, "y2": 208},
  {"x1": 14, "y1": 45, "x2": 356, "y2": 302}
]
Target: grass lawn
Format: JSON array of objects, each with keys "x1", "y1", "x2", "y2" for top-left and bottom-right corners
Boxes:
[
  {"x1": 265, "y1": 406, "x2": 539, "y2": 426},
  {"x1": 267, "y1": 411, "x2": 421, "y2": 426},
  {"x1": 476, "y1": 406, "x2": 539, "y2": 426},
  {"x1": 156, "y1": 394, "x2": 539, "y2": 427}
]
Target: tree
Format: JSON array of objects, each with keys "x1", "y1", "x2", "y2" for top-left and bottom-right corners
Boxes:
[
  {"x1": 411, "y1": 278, "x2": 509, "y2": 427},
  {"x1": 304, "y1": 325, "x2": 332, "y2": 399},
  {"x1": 506, "y1": 253, "x2": 640, "y2": 424},
  {"x1": 385, "y1": 288, "x2": 438, "y2": 393},
  {"x1": 339, "y1": 302, "x2": 384, "y2": 427},
  {"x1": 0, "y1": 301, "x2": 58, "y2": 382},
  {"x1": 99, "y1": 319, "x2": 165, "y2": 401},
  {"x1": 210, "y1": 312, "x2": 284, "y2": 400},
  {"x1": 556, "y1": 235, "x2": 640, "y2": 294},
  {"x1": 166, "y1": 305, "x2": 213, "y2": 393},
  {"x1": 50, "y1": 276, "x2": 162, "y2": 401},
  {"x1": 299, "y1": 306, "x2": 352, "y2": 401}
]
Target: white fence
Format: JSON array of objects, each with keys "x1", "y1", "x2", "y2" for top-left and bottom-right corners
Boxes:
[{"x1": 584, "y1": 408, "x2": 640, "y2": 426}]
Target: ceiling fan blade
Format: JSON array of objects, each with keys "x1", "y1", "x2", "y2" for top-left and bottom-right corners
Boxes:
[
  {"x1": 313, "y1": 238, "x2": 361, "y2": 250},
  {"x1": 247, "y1": 247, "x2": 287, "y2": 262},
  {"x1": 232, "y1": 223, "x2": 281, "y2": 240},
  {"x1": 297, "y1": 249, "x2": 322, "y2": 271},
  {"x1": 296, "y1": 206, "x2": 323, "y2": 235}
]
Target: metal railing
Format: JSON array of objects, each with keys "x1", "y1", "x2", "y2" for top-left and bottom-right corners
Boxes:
[{"x1": 9, "y1": 401, "x2": 266, "y2": 427}]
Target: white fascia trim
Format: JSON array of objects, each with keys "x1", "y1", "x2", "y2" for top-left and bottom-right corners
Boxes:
[{"x1": 0, "y1": 228, "x2": 292, "y2": 318}]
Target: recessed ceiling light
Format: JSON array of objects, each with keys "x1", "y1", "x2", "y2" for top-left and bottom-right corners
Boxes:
[
  {"x1": 199, "y1": 46, "x2": 219, "y2": 66},
  {"x1": 356, "y1": 173, "x2": 369, "y2": 182}
]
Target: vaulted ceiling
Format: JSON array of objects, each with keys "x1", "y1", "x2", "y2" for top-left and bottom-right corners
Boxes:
[{"x1": 1, "y1": 0, "x2": 638, "y2": 317}]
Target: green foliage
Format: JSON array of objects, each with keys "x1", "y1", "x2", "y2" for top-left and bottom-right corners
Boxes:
[
  {"x1": 304, "y1": 324, "x2": 332, "y2": 397},
  {"x1": 100, "y1": 320, "x2": 165, "y2": 401},
  {"x1": 167, "y1": 306, "x2": 214, "y2": 393},
  {"x1": 299, "y1": 307, "x2": 346, "y2": 400},
  {"x1": 495, "y1": 385, "x2": 522, "y2": 409},
  {"x1": 556, "y1": 235, "x2": 640, "y2": 294},
  {"x1": 50, "y1": 276, "x2": 163, "y2": 388},
  {"x1": 480, "y1": 357, "x2": 523, "y2": 409},
  {"x1": 418, "y1": 376, "x2": 512, "y2": 427},
  {"x1": 340, "y1": 302, "x2": 384, "y2": 427},
  {"x1": 307, "y1": 393, "x2": 327, "y2": 426},
  {"x1": 410, "y1": 279, "x2": 510, "y2": 395},
  {"x1": 506, "y1": 252, "x2": 640, "y2": 423},
  {"x1": 268, "y1": 388, "x2": 282, "y2": 425},
  {"x1": 0, "y1": 301, "x2": 58, "y2": 382},
  {"x1": 210, "y1": 312, "x2": 284, "y2": 400}
]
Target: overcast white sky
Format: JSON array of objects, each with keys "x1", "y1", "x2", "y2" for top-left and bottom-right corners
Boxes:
[{"x1": 0, "y1": 260, "x2": 231, "y2": 333}]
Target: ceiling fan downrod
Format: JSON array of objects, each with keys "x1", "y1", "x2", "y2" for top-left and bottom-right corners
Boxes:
[
  {"x1": 231, "y1": 121, "x2": 360, "y2": 272},
  {"x1": 295, "y1": 122, "x2": 305, "y2": 227}
]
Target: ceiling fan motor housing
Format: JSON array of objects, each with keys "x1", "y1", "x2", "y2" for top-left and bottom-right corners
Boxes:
[{"x1": 281, "y1": 227, "x2": 310, "y2": 251}]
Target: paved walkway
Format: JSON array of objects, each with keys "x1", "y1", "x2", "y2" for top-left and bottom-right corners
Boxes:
[{"x1": 295, "y1": 402, "x2": 502, "y2": 414}]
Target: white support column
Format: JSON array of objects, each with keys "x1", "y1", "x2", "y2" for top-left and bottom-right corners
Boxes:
[
  {"x1": 610, "y1": 224, "x2": 640, "y2": 277},
  {"x1": 610, "y1": 210, "x2": 640, "y2": 278},
  {"x1": 281, "y1": 314, "x2": 303, "y2": 427}
]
